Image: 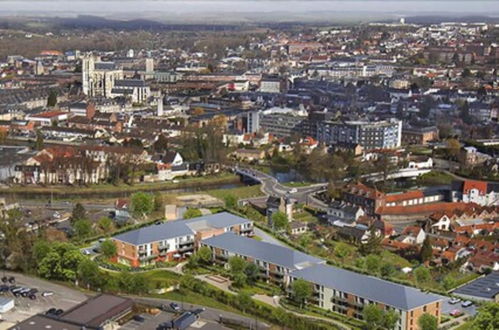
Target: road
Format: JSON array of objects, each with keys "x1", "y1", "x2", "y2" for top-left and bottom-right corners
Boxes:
[{"x1": 234, "y1": 167, "x2": 327, "y2": 204}]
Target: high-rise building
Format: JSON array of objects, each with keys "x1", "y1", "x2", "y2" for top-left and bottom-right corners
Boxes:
[{"x1": 317, "y1": 118, "x2": 402, "y2": 150}]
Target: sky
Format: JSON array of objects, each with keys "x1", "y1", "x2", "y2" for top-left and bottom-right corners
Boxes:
[{"x1": 0, "y1": 1, "x2": 497, "y2": 21}]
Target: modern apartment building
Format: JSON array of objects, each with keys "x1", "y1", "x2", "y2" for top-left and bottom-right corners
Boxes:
[
  {"x1": 317, "y1": 119, "x2": 402, "y2": 150},
  {"x1": 289, "y1": 264, "x2": 442, "y2": 330},
  {"x1": 112, "y1": 213, "x2": 253, "y2": 267},
  {"x1": 201, "y1": 232, "x2": 325, "y2": 283}
]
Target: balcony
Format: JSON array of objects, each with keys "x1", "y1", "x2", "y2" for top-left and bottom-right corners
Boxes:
[
  {"x1": 179, "y1": 239, "x2": 194, "y2": 246},
  {"x1": 178, "y1": 244, "x2": 194, "y2": 252}
]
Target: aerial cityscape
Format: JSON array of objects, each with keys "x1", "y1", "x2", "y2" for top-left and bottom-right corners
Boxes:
[{"x1": 0, "y1": 1, "x2": 498, "y2": 329}]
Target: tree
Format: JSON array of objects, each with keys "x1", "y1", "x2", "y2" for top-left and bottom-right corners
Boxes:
[
  {"x1": 420, "y1": 236, "x2": 433, "y2": 264},
  {"x1": 417, "y1": 313, "x2": 438, "y2": 330},
  {"x1": 380, "y1": 262, "x2": 396, "y2": 278},
  {"x1": 47, "y1": 90, "x2": 58, "y2": 107},
  {"x1": 224, "y1": 195, "x2": 237, "y2": 209},
  {"x1": 183, "y1": 208, "x2": 202, "y2": 219},
  {"x1": 73, "y1": 219, "x2": 93, "y2": 239},
  {"x1": 77, "y1": 258, "x2": 102, "y2": 289},
  {"x1": 360, "y1": 227, "x2": 382, "y2": 255},
  {"x1": 363, "y1": 304, "x2": 400, "y2": 330},
  {"x1": 96, "y1": 216, "x2": 114, "y2": 233},
  {"x1": 228, "y1": 256, "x2": 246, "y2": 274},
  {"x1": 154, "y1": 192, "x2": 164, "y2": 212},
  {"x1": 153, "y1": 134, "x2": 168, "y2": 152},
  {"x1": 197, "y1": 246, "x2": 212, "y2": 265},
  {"x1": 414, "y1": 266, "x2": 431, "y2": 284},
  {"x1": 232, "y1": 272, "x2": 247, "y2": 288},
  {"x1": 244, "y1": 262, "x2": 259, "y2": 284},
  {"x1": 130, "y1": 192, "x2": 154, "y2": 217},
  {"x1": 441, "y1": 275, "x2": 457, "y2": 291},
  {"x1": 446, "y1": 138, "x2": 461, "y2": 159},
  {"x1": 334, "y1": 242, "x2": 352, "y2": 260},
  {"x1": 71, "y1": 203, "x2": 87, "y2": 223},
  {"x1": 236, "y1": 292, "x2": 252, "y2": 313},
  {"x1": 459, "y1": 101, "x2": 472, "y2": 122},
  {"x1": 473, "y1": 302, "x2": 499, "y2": 330},
  {"x1": 364, "y1": 254, "x2": 382, "y2": 275},
  {"x1": 34, "y1": 130, "x2": 44, "y2": 150},
  {"x1": 291, "y1": 279, "x2": 312, "y2": 308},
  {"x1": 100, "y1": 239, "x2": 117, "y2": 259},
  {"x1": 271, "y1": 211, "x2": 288, "y2": 231}
]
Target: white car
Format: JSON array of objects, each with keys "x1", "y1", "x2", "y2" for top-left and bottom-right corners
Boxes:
[
  {"x1": 41, "y1": 291, "x2": 54, "y2": 297},
  {"x1": 289, "y1": 188, "x2": 298, "y2": 193},
  {"x1": 461, "y1": 300, "x2": 474, "y2": 308}
]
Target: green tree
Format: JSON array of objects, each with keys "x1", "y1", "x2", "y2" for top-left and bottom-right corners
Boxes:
[
  {"x1": 365, "y1": 254, "x2": 382, "y2": 275},
  {"x1": 197, "y1": 246, "x2": 212, "y2": 264},
  {"x1": 183, "y1": 208, "x2": 202, "y2": 219},
  {"x1": 77, "y1": 258, "x2": 102, "y2": 289},
  {"x1": 47, "y1": 90, "x2": 58, "y2": 107},
  {"x1": 442, "y1": 275, "x2": 457, "y2": 291},
  {"x1": 473, "y1": 302, "x2": 499, "y2": 330},
  {"x1": 100, "y1": 239, "x2": 117, "y2": 259},
  {"x1": 236, "y1": 292, "x2": 252, "y2": 313},
  {"x1": 73, "y1": 219, "x2": 93, "y2": 239},
  {"x1": 71, "y1": 203, "x2": 87, "y2": 223},
  {"x1": 34, "y1": 130, "x2": 44, "y2": 150},
  {"x1": 291, "y1": 278, "x2": 312, "y2": 308},
  {"x1": 228, "y1": 256, "x2": 246, "y2": 274},
  {"x1": 420, "y1": 236, "x2": 433, "y2": 264},
  {"x1": 96, "y1": 216, "x2": 114, "y2": 233},
  {"x1": 130, "y1": 192, "x2": 154, "y2": 217},
  {"x1": 414, "y1": 266, "x2": 431, "y2": 285},
  {"x1": 363, "y1": 304, "x2": 400, "y2": 330},
  {"x1": 380, "y1": 262, "x2": 396, "y2": 278},
  {"x1": 244, "y1": 262, "x2": 259, "y2": 284},
  {"x1": 360, "y1": 227, "x2": 382, "y2": 255},
  {"x1": 224, "y1": 195, "x2": 237, "y2": 209},
  {"x1": 153, "y1": 192, "x2": 164, "y2": 212},
  {"x1": 271, "y1": 211, "x2": 288, "y2": 231},
  {"x1": 417, "y1": 313, "x2": 438, "y2": 330},
  {"x1": 334, "y1": 242, "x2": 352, "y2": 260},
  {"x1": 232, "y1": 272, "x2": 247, "y2": 288}
]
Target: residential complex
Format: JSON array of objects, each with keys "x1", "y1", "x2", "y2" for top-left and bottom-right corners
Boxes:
[{"x1": 112, "y1": 213, "x2": 253, "y2": 267}]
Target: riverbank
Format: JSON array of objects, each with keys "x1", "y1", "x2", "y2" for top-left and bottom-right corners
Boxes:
[{"x1": 0, "y1": 173, "x2": 242, "y2": 199}]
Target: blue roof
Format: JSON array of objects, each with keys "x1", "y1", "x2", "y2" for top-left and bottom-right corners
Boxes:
[
  {"x1": 290, "y1": 264, "x2": 443, "y2": 311},
  {"x1": 202, "y1": 232, "x2": 324, "y2": 270},
  {"x1": 113, "y1": 212, "x2": 251, "y2": 246},
  {"x1": 453, "y1": 272, "x2": 499, "y2": 300}
]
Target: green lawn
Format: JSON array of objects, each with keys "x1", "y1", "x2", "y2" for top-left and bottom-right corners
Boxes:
[
  {"x1": 454, "y1": 320, "x2": 473, "y2": 330},
  {"x1": 206, "y1": 184, "x2": 264, "y2": 200}
]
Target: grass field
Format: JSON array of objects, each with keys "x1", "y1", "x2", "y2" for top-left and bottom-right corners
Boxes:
[{"x1": 206, "y1": 184, "x2": 264, "y2": 200}]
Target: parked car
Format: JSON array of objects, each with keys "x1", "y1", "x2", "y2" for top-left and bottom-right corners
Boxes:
[
  {"x1": 133, "y1": 315, "x2": 145, "y2": 322},
  {"x1": 41, "y1": 291, "x2": 54, "y2": 297},
  {"x1": 449, "y1": 298, "x2": 461, "y2": 305},
  {"x1": 54, "y1": 309, "x2": 64, "y2": 316},
  {"x1": 45, "y1": 308, "x2": 57, "y2": 315},
  {"x1": 170, "y1": 302, "x2": 181, "y2": 312},
  {"x1": 461, "y1": 301, "x2": 474, "y2": 308},
  {"x1": 450, "y1": 309, "x2": 463, "y2": 317}
]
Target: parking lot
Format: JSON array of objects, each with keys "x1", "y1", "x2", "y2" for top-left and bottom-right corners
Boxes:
[
  {"x1": 0, "y1": 272, "x2": 88, "y2": 327},
  {"x1": 120, "y1": 310, "x2": 232, "y2": 330},
  {"x1": 441, "y1": 296, "x2": 477, "y2": 317}
]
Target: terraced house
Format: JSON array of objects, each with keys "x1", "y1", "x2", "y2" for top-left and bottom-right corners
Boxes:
[{"x1": 112, "y1": 213, "x2": 253, "y2": 267}]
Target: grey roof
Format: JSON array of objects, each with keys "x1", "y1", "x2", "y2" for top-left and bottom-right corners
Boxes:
[
  {"x1": 290, "y1": 264, "x2": 443, "y2": 311},
  {"x1": 114, "y1": 79, "x2": 147, "y2": 87},
  {"x1": 113, "y1": 220, "x2": 193, "y2": 246},
  {"x1": 453, "y1": 272, "x2": 499, "y2": 300},
  {"x1": 95, "y1": 62, "x2": 117, "y2": 70},
  {"x1": 202, "y1": 232, "x2": 324, "y2": 270},
  {"x1": 113, "y1": 212, "x2": 250, "y2": 246}
]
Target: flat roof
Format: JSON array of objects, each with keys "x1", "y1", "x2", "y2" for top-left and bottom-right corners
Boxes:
[
  {"x1": 59, "y1": 294, "x2": 133, "y2": 328},
  {"x1": 202, "y1": 232, "x2": 324, "y2": 270},
  {"x1": 9, "y1": 314, "x2": 83, "y2": 330},
  {"x1": 453, "y1": 272, "x2": 499, "y2": 300},
  {"x1": 290, "y1": 264, "x2": 443, "y2": 311}
]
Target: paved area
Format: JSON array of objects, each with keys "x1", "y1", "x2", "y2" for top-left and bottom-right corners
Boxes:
[
  {"x1": 120, "y1": 310, "x2": 233, "y2": 330},
  {"x1": 254, "y1": 227, "x2": 288, "y2": 247},
  {"x1": 441, "y1": 296, "x2": 477, "y2": 316},
  {"x1": 0, "y1": 271, "x2": 89, "y2": 326}
]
